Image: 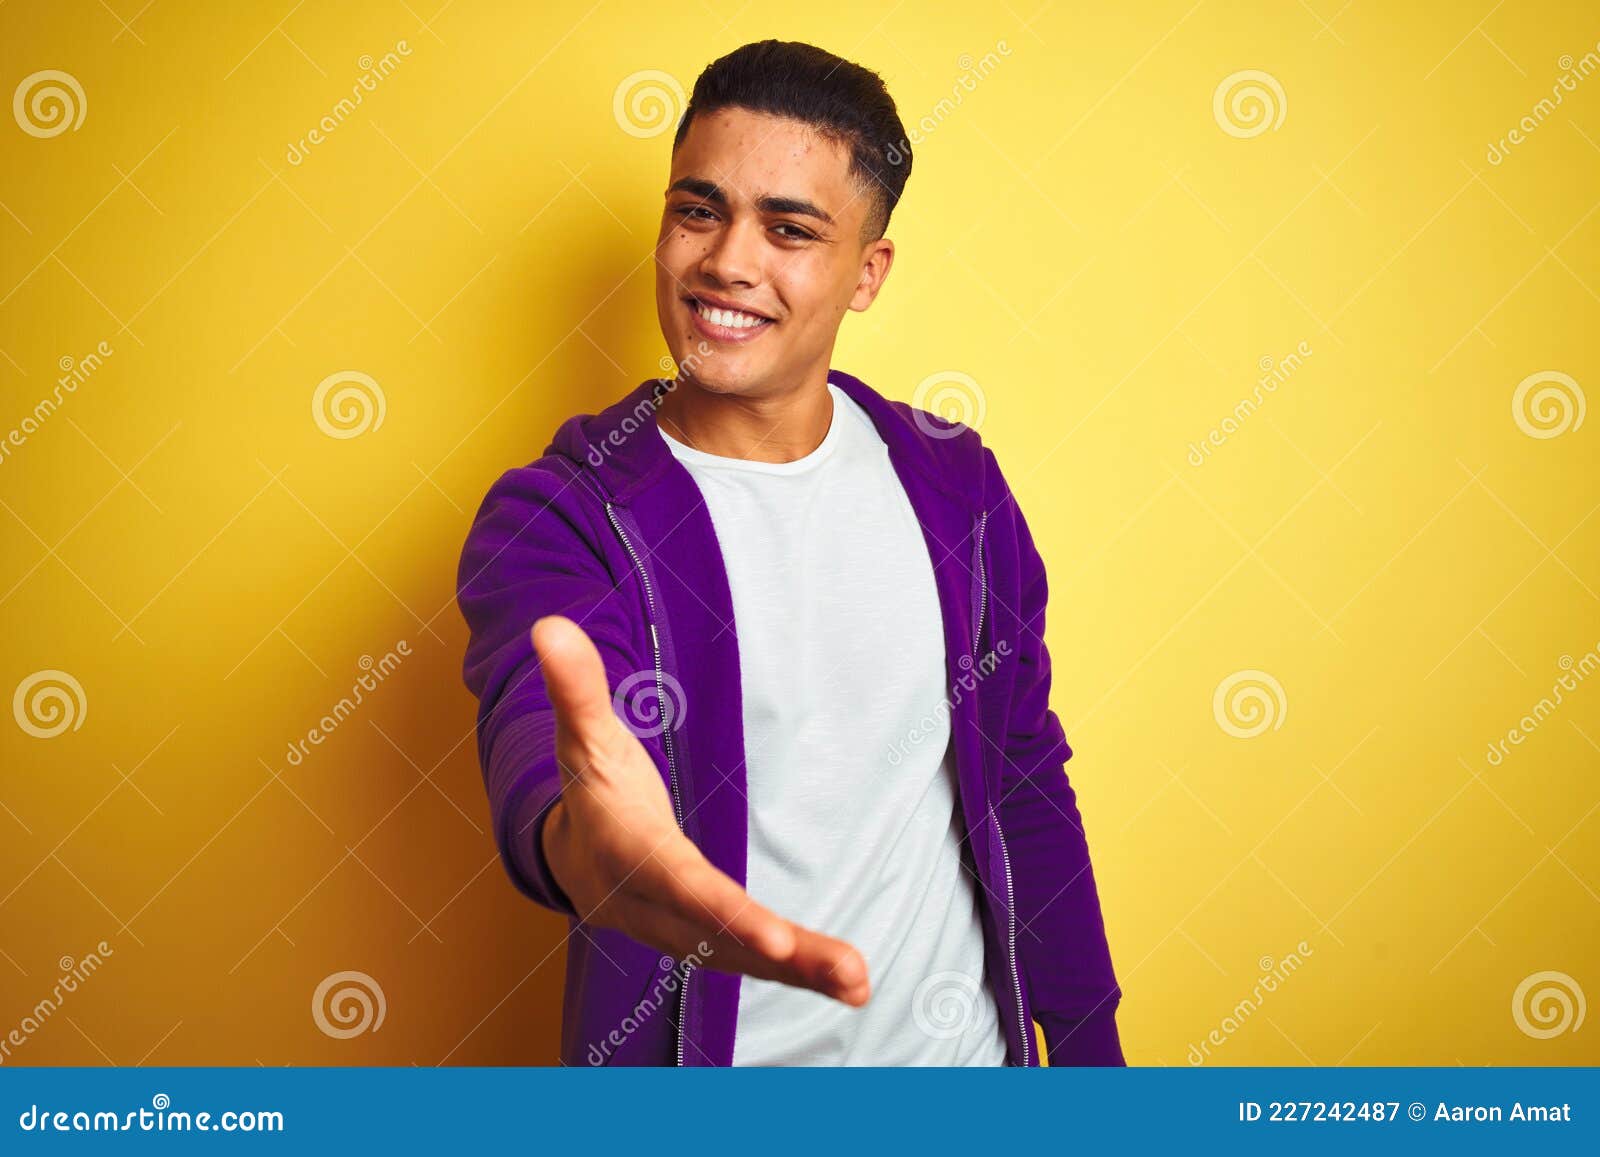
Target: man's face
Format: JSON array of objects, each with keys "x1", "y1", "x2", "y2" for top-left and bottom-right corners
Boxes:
[{"x1": 653, "y1": 106, "x2": 894, "y2": 399}]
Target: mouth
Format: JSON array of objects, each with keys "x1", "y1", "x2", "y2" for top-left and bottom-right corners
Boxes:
[{"x1": 683, "y1": 295, "x2": 776, "y2": 343}]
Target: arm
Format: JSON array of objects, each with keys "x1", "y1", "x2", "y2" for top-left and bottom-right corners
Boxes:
[
  {"x1": 987, "y1": 454, "x2": 1125, "y2": 1066},
  {"x1": 456, "y1": 462, "x2": 644, "y2": 916},
  {"x1": 456, "y1": 462, "x2": 870, "y2": 1002}
]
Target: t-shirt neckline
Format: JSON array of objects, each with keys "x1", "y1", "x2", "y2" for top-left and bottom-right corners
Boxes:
[{"x1": 659, "y1": 382, "x2": 848, "y2": 476}]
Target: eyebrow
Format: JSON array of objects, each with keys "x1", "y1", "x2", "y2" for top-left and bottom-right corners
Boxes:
[{"x1": 666, "y1": 177, "x2": 835, "y2": 226}]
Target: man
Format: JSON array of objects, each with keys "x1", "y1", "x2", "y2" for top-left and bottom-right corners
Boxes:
[{"x1": 456, "y1": 39, "x2": 1123, "y2": 1066}]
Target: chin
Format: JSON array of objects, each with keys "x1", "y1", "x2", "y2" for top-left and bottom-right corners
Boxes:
[{"x1": 667, "y1": 348, "x2": 764, "y2": 397}]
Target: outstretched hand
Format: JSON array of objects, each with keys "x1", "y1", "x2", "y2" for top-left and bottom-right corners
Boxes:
[{"x1": 531, "y1": 614, "x2": 870, "y2": 1006}]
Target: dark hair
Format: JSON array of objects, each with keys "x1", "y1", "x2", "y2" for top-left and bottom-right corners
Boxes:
[{"x1": 671, "y1": 40, "x2": 912, "y2": 241}]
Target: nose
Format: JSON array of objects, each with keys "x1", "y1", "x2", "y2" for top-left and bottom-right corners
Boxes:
[{"x1": 698, "y1": 215, "x2": 762, "y2": 288}]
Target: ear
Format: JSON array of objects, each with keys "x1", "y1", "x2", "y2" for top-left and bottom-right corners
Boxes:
[{"x1": 848, "y1": 237, "x2": 895, "y2": 312}]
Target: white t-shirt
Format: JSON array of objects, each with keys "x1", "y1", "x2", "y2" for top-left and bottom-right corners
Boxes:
[{"x1": 660, "y1": 381, "x2": 1008, "y2": 1066}]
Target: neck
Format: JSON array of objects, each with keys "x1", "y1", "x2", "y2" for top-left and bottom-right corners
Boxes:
[{"x1": 656, "y1": 367, "x2": 834, "y2": 463}]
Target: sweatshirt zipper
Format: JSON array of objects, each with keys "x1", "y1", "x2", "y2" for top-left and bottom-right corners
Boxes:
[
  {"x1": 992, "y1": 804, "x2": 1028, "y2": 1067},
  {"x1": 605, "y1": 502, "x2": 691, "y2": 1067},
  {"x1": 973, "y1": 511, "x2": 1030, "y2": 1067}
]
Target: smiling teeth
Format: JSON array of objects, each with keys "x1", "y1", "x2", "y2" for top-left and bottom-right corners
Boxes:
[{"x1": 695, "y1": 301, "x2": 767, "y2": 329}]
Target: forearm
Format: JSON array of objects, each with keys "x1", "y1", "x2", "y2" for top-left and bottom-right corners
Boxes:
[{"x1": 485, "y1": 710, "x2": 577, "y2": 916}]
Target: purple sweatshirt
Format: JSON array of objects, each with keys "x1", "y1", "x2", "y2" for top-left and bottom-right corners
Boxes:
[{"x1": 455, "y1": 369, "x2": 1125, "y2": 1066}]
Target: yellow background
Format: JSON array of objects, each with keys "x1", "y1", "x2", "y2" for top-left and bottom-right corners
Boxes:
[{"x1": 2, "y1": 0, "x2": 1596, "y2": 1066}]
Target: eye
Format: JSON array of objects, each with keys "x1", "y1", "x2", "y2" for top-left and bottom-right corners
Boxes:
[
  {"x1": 772, "y1": 223, "x2": 816, "y2": 241},
  {"x1": 673, "y1": 204, "x2": 717, "y2": 222}
]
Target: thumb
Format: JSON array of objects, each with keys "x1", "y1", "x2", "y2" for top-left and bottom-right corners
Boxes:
[{"x1": 531, "y1": 615, "x2": 621, "y2": 749}]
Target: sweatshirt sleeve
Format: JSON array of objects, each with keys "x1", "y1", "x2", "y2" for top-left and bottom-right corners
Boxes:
[
  {"x1": 984, "y1": 449, "x2": 1126, "y2": 1066},
  {"x1": 455, "y1": 461, "x2": 644, "y2": 918}
]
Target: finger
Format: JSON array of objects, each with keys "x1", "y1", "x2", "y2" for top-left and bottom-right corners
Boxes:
[
  {"x1": 531, "y1": 615, "x2": 622, "y2": 753},
  {"x1": 637, "y1": 836, "x2": 796, "y2": 962},
  {"x1": 608, "y1": 891, "x2": 765, "y2": 972},
  {"x1": 610, "y1": 890, "x2": 867, "y2": 1006},
  {"x1": 782, "y1": 926, "x2": 871, "y2": 1007},
  {"x1": 632, "y1": 838, "x2": 871, "y2": 1005},
  {"x1": 708, "y1": 919, "x2": 870, "y2": 1007}
]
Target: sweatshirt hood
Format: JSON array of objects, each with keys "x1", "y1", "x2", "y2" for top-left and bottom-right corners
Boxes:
[{"x1": 544, "y1": 368, "x2": 986, "y2": 511}]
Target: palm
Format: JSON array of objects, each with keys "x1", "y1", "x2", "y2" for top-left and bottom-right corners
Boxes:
[{"x1": 531, "y1": 615, "x2": 870, "y2": 1006}]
